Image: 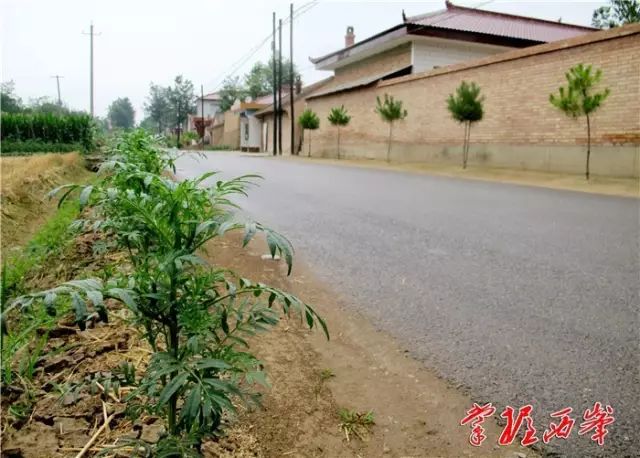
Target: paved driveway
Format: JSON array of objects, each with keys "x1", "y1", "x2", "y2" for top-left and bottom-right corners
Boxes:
[{"x1": 176, "y1": 153, "x2": 639, "y2": 457}]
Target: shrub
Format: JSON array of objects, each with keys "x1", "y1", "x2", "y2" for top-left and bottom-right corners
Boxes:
[{"x1": 1, "y1": 140, "x2": 81, "y2": 155}]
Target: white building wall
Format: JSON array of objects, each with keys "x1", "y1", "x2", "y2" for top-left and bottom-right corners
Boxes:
[
  {"x1": 240, "y1": 115, "x2": 262, "y2": 149},
  {"x1": 411, "y1": 38, "x2": 511, "y2": 73},
  {"x1": 196, "y1": 100, "x2": 220, "y2": 118}
]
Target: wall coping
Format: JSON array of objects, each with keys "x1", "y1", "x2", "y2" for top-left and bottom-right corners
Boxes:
[{"x1": 379, "y1": 23, "x2": 640, "y2": 88}]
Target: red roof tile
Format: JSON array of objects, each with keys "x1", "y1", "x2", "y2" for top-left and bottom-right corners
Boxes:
[{"x1": 406, "y1": 1, "x2": 595, "y2": 43}]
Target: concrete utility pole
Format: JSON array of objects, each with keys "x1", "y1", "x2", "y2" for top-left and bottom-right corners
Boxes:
[
  {"x1": 289, "y1": 3, "x2": 295, "y2": 156},
  {"x1": 50, "y1": 75, "x2": 64, "y2": 105},
  {"x1": 278, "y1": 18, "x2": 283, "y2": 155},
  {"x1": 82, "y1": 22, "x2": 99, "y2": 117},
  {"x1": 201, "y1": 84, "x2": 205, "y2": 148},
  {"x1": 272, "y1": 12, "x2": 278, "y2": 156}
]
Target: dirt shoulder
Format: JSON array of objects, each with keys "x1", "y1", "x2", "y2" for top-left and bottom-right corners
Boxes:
[
  {"x1": 205, "y1": 233, "x2": 539, "y2": 458},
  {"x1": 1, "y1": 152, "x2": 93, "y2": 259},
  {"x1": 283, "y1": 156, "x2": 639, "y2": 198}
]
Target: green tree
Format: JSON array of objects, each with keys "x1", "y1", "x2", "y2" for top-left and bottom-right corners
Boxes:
[
  {"x1": 144, "y1": 84, "x2": 171, "y2": 134},
  {"x1": 327, "y1": 106, "x2": 351, "y2": 159},
  {"x1": 27, "y1": 96, "x2": 71, "y2": 116},
  {"x1": 592, "y1": 0, "x2": 639, "y2": 28},
  {"x1": 244, "y1": 62, "x2": 271, "y2": 99},
  {"x1": 107, "y1": 97, "x2": 136, "y2": 130},
  {"x1": 167, "y1": 75, "x2": 196, "y2": 147},
  {"x1": 375, "y1": 94, "x2": 408, "y2": 163},
  {"x1": 298, "y1": 108, "x2": 320, "y2": 157},
  {"x1": 447, "y1": 81, "x2": 484, "y2": 169},
  {"x1": 218, "y1": 76, "x2": 247, "y2": 112},
  {"x1": 1, "y1": 81, "x2": 23, "y2": 113},
  {"x1": 550, "y1": 64, "x2": 610, "y2": 180}
]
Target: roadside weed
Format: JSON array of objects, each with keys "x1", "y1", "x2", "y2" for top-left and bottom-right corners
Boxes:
[{"x1": 339, "y1": 408, "x2": 375, "y2": 441}]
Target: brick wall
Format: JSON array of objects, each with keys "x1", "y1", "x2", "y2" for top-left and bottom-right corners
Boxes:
[
  {"x1": 328, "y1": 43, "x2": 412, "y2": 88},
  {"x1": 305, "y1": 25, "x2": 640, "y2": 177}
]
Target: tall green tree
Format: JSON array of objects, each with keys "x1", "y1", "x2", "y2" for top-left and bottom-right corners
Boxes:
[
  {"x1": 167, "y1": 75, "x2": 196, "y2": 147},
  {"x1": 298, "y1": 108, "x2": 320, "y2": 157},
  {"x1": 592, "y1": 0, "x2": 639, "y2": 28},
  {"x1": 244, "y1": 63, "x2": 272, "y2": 99},
  {"x1": 108, "y1": 97, "x2": 135, "y2": 130},
  {"x1": 550, "y1": 64, "x2": 610, "y2": 180},
  {"x1": 375, "y1": 94, "x2": 408, "y2": 163},
  {"x1": 1, "y1": 81, "x2": 23, "y2": 113},
  {"x1": 218, "y1": 76, "x2": 247, "y2": 112},
  {"x1": 144, "y1": 84, "x2": 171, "y2": 134},
  {"x1": 27, "y1": 96, "x2": 71, "y2": 115},
  {"x1": 327, "y1": 106, "x2": 351, "y2": 159},
  {"x1": 447, "y1": 81, "x2": 484, "y2": 169}
]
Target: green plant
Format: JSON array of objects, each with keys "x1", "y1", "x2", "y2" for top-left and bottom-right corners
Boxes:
[
  {"x1": 0, "y1": 112, "x2": 95, "y2": 153},
  {"x1": 447, "y1": 81, "x2": 484, "y2": 169},
  {"x1": 327, "y1": 106, "x2": 351, "y2": 159},
  {"x1": 592, "y1": 0, "x2": 639, "y2": 28},
  {"x1": 319, "y1": 368, "x2": 335, "y2": 381},
  {"x1": 298, "y1": 109, "x2": 320, "y2": 157},
  {"x1": 4, "y1": 129, "x2": 328, "y2": 455},
  {"x1": 375, "y1": 94, "x2": 408, "y2": 163},
  {"x1": 550, "y1": 64, "x2": 610, "y2": 180},
  {"x1": 339, "y1": 408, "x2": 375, "y2": 441}
]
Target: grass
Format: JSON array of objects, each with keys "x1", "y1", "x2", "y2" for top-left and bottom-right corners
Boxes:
[
  {"x1": 1, "y1": 152, "x2": 93, "y2": 258},
  {"x1": 320, "y1": 368, "x2": 335, "y2": 381},
  {"x1": 338, "y1": 408, "x2": 375, "y2": 441}
]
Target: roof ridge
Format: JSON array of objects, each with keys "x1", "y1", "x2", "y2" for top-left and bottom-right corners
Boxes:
[
  {"x1": 405, "y1": 7, "x2": 447, "y2": 23},
  {"x1": 444, "y1": 0, "x2": 596, "y2": 30}
]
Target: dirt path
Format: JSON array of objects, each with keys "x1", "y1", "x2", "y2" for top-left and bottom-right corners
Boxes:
[{"x1": 206, "y1": 234, "x2": 539, "y2": 458}]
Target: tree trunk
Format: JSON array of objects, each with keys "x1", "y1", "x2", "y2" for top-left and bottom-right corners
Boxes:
[
  {"x1": 337, "y1": 127, "x2": 341, "y2": 159},
  {"x1": 387, "y1": 122, "x2": 393, "y2": 163},
  {"x1": 308, "y1": 130, "x2": 312, "y2": 157},
  {"x1": 586, "y1": 114, "x2": 591, "y2": 180},
  {"x1": 463, "y1": 121, "x2": 470, "y2": 169}
]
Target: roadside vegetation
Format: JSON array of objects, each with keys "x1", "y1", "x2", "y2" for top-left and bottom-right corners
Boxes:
[
  {"x1": 2, "y1": 130, "x2": 328, "y2": 456},
  {"x1": 447, "y1": 81, "x2": 485, "y2": 170},
  {"x1": 298, "y1": 108, "x2": 320, "y2": 157},
  {"x1": 550, "y1": 64, "x2": 610, "y2": 180},
  {"x1": 375, "y1": 94, "x2": 408, "y2": 163},
  {"x1": 328, "y1": 105, "x2": 351, "y2": 159}
]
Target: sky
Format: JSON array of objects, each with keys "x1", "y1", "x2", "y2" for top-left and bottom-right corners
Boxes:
[{"x1": 1, "y1": 0, "x2": 606, "y2": 120}]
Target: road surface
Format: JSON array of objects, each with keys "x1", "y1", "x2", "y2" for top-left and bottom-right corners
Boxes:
[{"x1": 176, "y1": 153, "x2": 639, "y2": 457}]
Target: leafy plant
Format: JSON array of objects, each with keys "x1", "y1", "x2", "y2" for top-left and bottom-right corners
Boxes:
[
  {"x1": 1, "y1": 112, "x2": 95, "y2": 153},
  {"x1": 550, "y1": 64, "x2": 610, "y2": 180},
  {"x1": 108, "y1": 97, "x2": 136, "y2": 130},
  {"x1": 592, "y1": 0, "x2": 639, "y2": 28},
  {"x1": 375, "y1": 94, "x2": 408, "y2": 163},
  {"x1": 447, "y1": 81, "x2": 484, "y2": 169},
  {"x1": 4, "y1": 129, "x2": 328, "y2": 455},
  {"x1": 339, "y1": 408, "x2": 375, "y2": 441},
  {"x1": 298, "y1": 108, "x2": 320, "y2": 157},
  {"x1": 327, "y1": 106, "x2": 351, "y2": 159}
]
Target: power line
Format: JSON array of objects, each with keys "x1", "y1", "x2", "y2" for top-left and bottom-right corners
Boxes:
[{"x1": 204, "y1": 1, "x2": 319, "y2": 91}]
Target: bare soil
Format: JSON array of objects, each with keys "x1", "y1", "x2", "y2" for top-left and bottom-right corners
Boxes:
[{"x1": 1, "y1": 229, "x2": 538, "y2": 458}]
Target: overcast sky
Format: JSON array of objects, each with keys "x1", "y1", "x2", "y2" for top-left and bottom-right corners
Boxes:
[{"x1": 1, "y1": 0, "x2": 605, "y2": 120}]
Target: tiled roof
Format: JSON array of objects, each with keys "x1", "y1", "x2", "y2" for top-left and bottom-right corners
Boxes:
[{"x1": 406, "y1": 1, "x2": 595, "y2": 43}]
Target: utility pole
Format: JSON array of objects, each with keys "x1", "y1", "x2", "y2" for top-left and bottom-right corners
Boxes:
[
  {"x1": 201, "y1": 84, "x2": 205, "y2": 149},
  {"x1": 272, "y1": 12, "x2": 278, "y2": 156},
  {"x1": 82, "y1": 22, "x2": 99, "y2": 117},
  {"x1": 278, "y1": 18, "x2": 283, "y2": 155},
  {"x1": 50, "y1": 75, "x2": 64, "y2": 106},
  {"x1": 289, "y1": 3, "x2": 295, "y2": 156}
]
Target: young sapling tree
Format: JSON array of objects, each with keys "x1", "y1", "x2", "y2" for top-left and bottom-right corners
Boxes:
[
  {"x1": 327, "y1": 105, "x2": 351, "y2": 159},
  {"x1": 375, "y1": 94, "x2": 408, "y2": 163},
  {"x1": 298, "y1": 108, "x2": 320, "y2": 157},
  {"x1": 549, "y1": 63, "x2": 610, "y2": 180},
  {"x1": 447, "y1": 81, "x2": 484, "y2": 169}
]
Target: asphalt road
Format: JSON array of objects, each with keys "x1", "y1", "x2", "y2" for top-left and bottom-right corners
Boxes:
[{"x1": 176, "y1": 153, "x2": 639, "y2": 457}]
